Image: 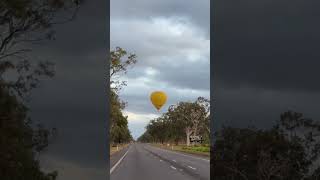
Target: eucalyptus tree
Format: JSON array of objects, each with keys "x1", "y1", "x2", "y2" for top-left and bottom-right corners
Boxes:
[{"x1": 167, "y1": 97, "x2": 209, "y2": 146}]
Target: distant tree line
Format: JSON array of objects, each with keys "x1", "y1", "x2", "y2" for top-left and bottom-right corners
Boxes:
[
  {"x1": 212, "y1": 111, "x2": 320, "y2": 180},
  {"x1": 138, "y1": 97, "x2": 210, "y2": 146},
  {"x1": 109, "y1": 47, "x2": 136, "y2": 145}
]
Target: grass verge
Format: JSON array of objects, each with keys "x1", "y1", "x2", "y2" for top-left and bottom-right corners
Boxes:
[
  {"x1": 151, "y1": 143, "x2": 210, "y2": 157},
  {"x1": 110, "y1": 143, "x2": 130, "y2": 156}
]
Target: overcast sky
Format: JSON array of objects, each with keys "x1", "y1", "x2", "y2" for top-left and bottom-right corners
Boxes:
[
  {"x1": 213, "y1": 0, "x2": 320, "y2": 129},
  {"x1": 29, "y1": 1, "x2": 107, "y2": 179},
  {"x1": 111, "y1": 0, "x2": 210, "y2": 139}
]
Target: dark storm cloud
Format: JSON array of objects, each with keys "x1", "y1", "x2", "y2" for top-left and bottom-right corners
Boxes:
[
  {"x1": 215, "y1": 0, "x2": 320, "y2": 92},
  {"x1": 38, "y1": 1, "x2": 107, "y2": 55},
  {"x1": 214, "y1": 0, "x2": 320, "y2": 129},
  {"x1": 27, "y1": 0, "x2": 107, "y2": 179}
]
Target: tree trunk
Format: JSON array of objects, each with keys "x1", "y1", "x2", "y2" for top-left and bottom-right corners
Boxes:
[
  {"x1": 186, "y1": 128, "x2": 193, "y2": 146},
  {"x1": 187, "y1": 133, "x2": 190, "y2": 146}
]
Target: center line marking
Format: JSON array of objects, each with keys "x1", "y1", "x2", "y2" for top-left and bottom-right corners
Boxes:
[
  {"x1": 170, "y1": 166, "x2": 177, "y2": 170},
  {"x1": 172, "y1": 160, "x2": 176, "y2": 162},
  {"x1": 188, "y1": 166, "x2": 197, "y2": 170},
  {"x1": 160, "y1": 159, "x2": 163, "y2": 162}
]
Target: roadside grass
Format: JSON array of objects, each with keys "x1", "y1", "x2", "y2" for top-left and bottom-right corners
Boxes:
[
  {"x1": 110, "y1": 143, "x2": 130, "y2": 156},
  {"x1": 152, "y1": 143, "x2": 210, "y2": 157}
]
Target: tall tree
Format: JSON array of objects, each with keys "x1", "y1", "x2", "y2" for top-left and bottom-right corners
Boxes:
[
  {"x1": 138, "y1": 97, "x2": 210, "y2": 146},
  {"x1": 212, "y1": 127, "x2": 309, "y2": 180},
  {"x1": 167, "y1": 97, "x2": 209, "y2": 146},
  {"x1": 0, "y1": 0, "x2": 80, "y2": 99},
  {"x1": 0, "y1": 86, "x2": 58, "y2": 180},
  {"x1": 0, "y1": 1, "x2": 80, "y2": 179},
  {"x1": 212, "y1": 111, "x2": 320, "y2": 180},
  {"x1": 109, "y1": 47, "x2": 137, "y2": 144}
]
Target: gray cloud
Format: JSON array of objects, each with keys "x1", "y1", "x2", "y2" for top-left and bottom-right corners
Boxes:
[
  {"x1": 213, "y1": 0, "x2": 320, "y2": 129},
  {"x1": 111, "y1": 0, "x2": 210, "y2": 140},
  {"x1": 111, "y1": 0, "x2": 210, "y2": 37},
  {"x1": 215, "y1": 0, "x2": 320, "y2": 92},
  {"x1": 26, "y1": 0, "x2": 108, "y2": 179}
]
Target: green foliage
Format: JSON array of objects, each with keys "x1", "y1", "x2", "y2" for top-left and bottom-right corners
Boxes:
[
  {"x1": 109, "y1": 89, "x2": 133, "y2": 144},
  {"x1": 110, "y1": 47, "x2": 137, "y2": 92},
  {"x1": 0, "y1": 87, "x2": 58, "y2": 180},
  {"x1": 138, "y1": 97, "x2": 210, "y2": 145},
  {"x1": 0, "y1": 0, "x2": 80, "y2": 99},
  {"x1": 0, "y1": 1, "x2": 81, "y2": 179},
  {"x1": 109, "y1": 47, "x2": 136, "y2": 144},
  {"x1": 181, "y1": 146, "x2": 210, "y2": 153},
  {"x1": 212, "y1": 111, "x2": 320, "y2": 180}
]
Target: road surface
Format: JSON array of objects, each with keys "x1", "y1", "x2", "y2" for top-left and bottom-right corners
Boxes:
[{"x1": 110, "y1": 143, "x2": 210, "y2": 180}]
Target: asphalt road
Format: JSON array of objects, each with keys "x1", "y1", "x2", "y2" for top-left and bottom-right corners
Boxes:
[{"x1": 110, "y1": 143, "x2": 210, "y2": 180}]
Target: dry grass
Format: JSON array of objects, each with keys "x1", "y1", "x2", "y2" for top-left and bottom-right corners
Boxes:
[{"x1": 110, "y1": 143, "x2": 130, "y2": 156}]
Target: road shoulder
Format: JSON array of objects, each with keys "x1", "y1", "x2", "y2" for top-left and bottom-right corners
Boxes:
[
  {"x1": 150, "y1": 143, "x2": 210, "y2": 160},
  {"x1": 110, "y1": 143, "x2": 131, "y2": 169}
]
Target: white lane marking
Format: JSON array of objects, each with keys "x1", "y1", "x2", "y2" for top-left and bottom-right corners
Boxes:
[
  {"x1": 160, "y1": 159, "x2": 163, "y2": 162},
  {"x1": 148, "y1": 145, "x2": 210, "y2": 162},
  {"x1": 188, "y1": 166, "x2": 197, "y2": 170},
  {"x1": 172, "y1": 160, "x2": 176, "y2": 162},
  {"x1": 170, "y1": 166, "x2": 177, "y2": 170},
  {"x1": 179, "y1": 169, "x2": 183, "y2": 171},
  {"x1": 110, "y1": 146, "x2": 131, "y2": 174}
]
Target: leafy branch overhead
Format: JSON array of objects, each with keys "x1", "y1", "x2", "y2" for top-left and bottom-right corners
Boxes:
[
  {"x1": 109, "y1": 47, "x2": 137, "y2": 144},
  {"x1": 110, "y1": 47, "x2": 137, "y2": 92},
  {"x1": 0, "y1": 0, "x2": 80, "y2": 99},
  {"x1": 0, "y1": 1, "x2": 81, "y2": 180}
]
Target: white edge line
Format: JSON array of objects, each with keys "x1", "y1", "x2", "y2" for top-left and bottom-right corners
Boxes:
[
  {"x1": 170, "y1": 165, "x2": 177, "y2": 170},
  {"x1": 188, "y1": 165, "x2": 196, "y2": 170},
  {"x1": 110, "y1": 146, "x2": 130, "y2": 174},
  {"x1": 149, "y1": 145, "x2": 210, "y2": 162}
]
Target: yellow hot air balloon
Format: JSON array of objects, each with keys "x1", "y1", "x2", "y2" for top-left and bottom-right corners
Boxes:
[{"x1": 150, "y1": 91, "x2": 167, "y2": 111}]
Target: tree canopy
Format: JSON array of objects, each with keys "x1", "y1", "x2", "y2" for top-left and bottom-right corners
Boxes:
[
  {"x1": 0, "y1": 1, "x2": 80, "y2": 179},
  {"x1": 109, "y1": 47, "x2": 137, "y2": 144},
  {"x1": 138, "y1": 97, "x2": 210, "y2": 146},
  {"x1": 212, "y1": 111, "x2": 320, "y2": 180}
]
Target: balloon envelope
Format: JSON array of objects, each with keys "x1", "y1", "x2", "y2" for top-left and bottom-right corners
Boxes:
[{"x1": 150, "y1": 91, "x2": 167, "y2": 111}]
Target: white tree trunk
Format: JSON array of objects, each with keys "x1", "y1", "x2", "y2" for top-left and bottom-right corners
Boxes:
[
  {"x1": 186, "y1": 132, "x2": 190, "y2": 146},
  {"x1": 186, "y1": 128, "x2": 193, "y2": 146}
]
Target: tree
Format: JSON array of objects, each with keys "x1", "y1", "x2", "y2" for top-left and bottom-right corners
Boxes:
[
  {"x1": 109, "y1": 89, "x2": 132, "y2": 144},
  {"x1": 212, "y1": 127, "x2": 309, "y2": 180},
  {"x1": 145, "y1": 116, "x2": 171, "y2": 144},
  {"x1": 109, "y1": 47, "x2": 137, "y2": 144},
  {"x1": 167, "y1": 97, "x2": 209, "y2": 146},
  {"x1": 110, "y1": 47, "x2": 137, "y2": 92},
  {"x1": 0, "y1": 87, "x2": 58, "y2": 180},
  {"x1": 1, "y1": 0, "x2": 80, "y2": 99},
  {"x1": 0, "y1": 1, "x2": 81, "y2": 179},
  {"x1": 138, "y1": 97, "x2": 210, "y2": 146},
  {"x1": 212, "y1": 111, "x2": 320, "y2": 180},
  {"x1": 277, "y1": 111, "x2": 320, "y2": 177}
]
